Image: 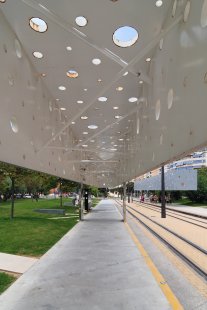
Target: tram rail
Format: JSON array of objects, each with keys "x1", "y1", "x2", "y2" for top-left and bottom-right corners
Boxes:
[
  {"x1": 133, "y1": 198, "x2": 207, "y2": 220},
  {"x1": 115, "y1": 199, "x2": 207, "y2": 281},
  {"x1": 132, "y1": 201, "x2": 207, "y2": 229}
]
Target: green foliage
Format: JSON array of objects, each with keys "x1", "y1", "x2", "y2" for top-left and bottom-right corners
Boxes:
[
  {"x1": 60, "y1": 179, "x2": 79, "y2": 193},
  {"x1": 0, "y1": 272, "x2": 16, "y2": 294},
  {"x1": 0, "y1": 162, "x2": 59, "y2": 196},
  {"x1": 170, "y1": 191, "x2": 182, "y2": 201},
  {"x1": 84, "y1": 185, "x2": 99, "y2": 197},
  {"x1": 185, "y1": 167, "x2": 207, "y2": 203}
]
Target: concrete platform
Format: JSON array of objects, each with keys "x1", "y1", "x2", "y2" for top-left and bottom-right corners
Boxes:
[
  {"x1": 0, "y1": 253, "x2": 38, "y2": 274},
  {"x1": 0, "y1": 200, "x2": 171, "y2": 310},
  {"x1": 169, "y1": 204, "x2": 207, "y2": 217},
  {"x1": 133, "y1": 197, "x2": 207, "y2": 218}
]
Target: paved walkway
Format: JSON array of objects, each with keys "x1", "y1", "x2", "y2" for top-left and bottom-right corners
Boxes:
[
  {"x1": 0, "y1": 200, "x2": 170, "y2": 309},
  {"x1": 168, "y1": 204, "x2": 207, "y2": 217},
  {"x1": 0, "y1": 253, "x2": 38, "y2": 274}
]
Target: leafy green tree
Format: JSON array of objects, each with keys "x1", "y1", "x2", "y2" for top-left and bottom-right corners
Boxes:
[
  {"x1": 88, "y1": 186, "x2": 99, "y2": 197},
  {"x1": 60, "y1": 179, "x2": 79, "y2": 193},
  {"x1": 0, "y1": 162, "x2": 27, "y2": 219},
  {"x1": 185, "y1": 167, "x2": 207, "y2": 203}
]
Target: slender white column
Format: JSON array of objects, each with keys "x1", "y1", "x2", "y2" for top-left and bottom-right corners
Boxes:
[{"x1": 123, "y1": 182, "x2": 126, "y2": 222}]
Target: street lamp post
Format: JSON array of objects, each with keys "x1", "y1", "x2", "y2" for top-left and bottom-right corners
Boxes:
[
  {"x1": 59, "y1": 179, "x2": 63, "y2": 208},
  {"x1": 161, "y1": 166, "x2": 166, "y2": 218}
]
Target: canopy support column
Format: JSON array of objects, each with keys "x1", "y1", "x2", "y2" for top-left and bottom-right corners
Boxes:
[
  {"x1": 123, "y1": 182, "x2": 126, "y2": 222},
  {"x1": 161, "y1": 166, "x2": 166, "y2": 218}
]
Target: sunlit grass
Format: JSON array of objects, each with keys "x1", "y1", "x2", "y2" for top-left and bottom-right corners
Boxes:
[{"x1": 0, "y1": 198, "x2": 79, "y2": 256}]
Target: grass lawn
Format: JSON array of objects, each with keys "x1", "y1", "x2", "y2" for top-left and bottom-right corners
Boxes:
[
  {"x1": 0, "y1": 272, "x2": 16, "y2": 294},
  {"x1": 0, "y1": 198, "x2": 81, "y2": 257},
  {"x1": 91, "y1": 198, "x2": 101, "y2": 207},
  {"x1": 174, "y1": 198, "x2": 207, "y2": 208}
]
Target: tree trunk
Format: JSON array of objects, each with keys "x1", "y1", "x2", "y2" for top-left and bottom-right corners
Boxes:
[{"x1": 11, "y1": 177, "x2": 15, "y2": 219}]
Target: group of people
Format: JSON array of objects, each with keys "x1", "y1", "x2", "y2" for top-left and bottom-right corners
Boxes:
[
  {"x1": 139, "y1": 193, "x2": 172, "y2": 204},
  {"x1": 149, "y1": 194, "x2": 172, "y2": 204}
]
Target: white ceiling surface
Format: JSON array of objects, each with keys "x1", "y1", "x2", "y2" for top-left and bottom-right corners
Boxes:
[{"x1": 1, "y1": 0, "x2": 207, "y2": 187}]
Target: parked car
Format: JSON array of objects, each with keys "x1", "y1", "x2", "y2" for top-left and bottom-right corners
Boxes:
[
  {"x1": 23, "y1": 194, "x2": 32, "y2": 199},
  {"x1": 15, "y1": 193, "x2": 23, "y2": 199}
]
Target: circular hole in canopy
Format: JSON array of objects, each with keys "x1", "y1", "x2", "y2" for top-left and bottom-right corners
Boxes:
[
  {"x1": 113, "y1": 26, "x2": 138, "y2": 47},
  {"x1": 58, "y1": 86, "x2": 66, "y2": 91},
  {"x1": 116, "y1": 86, "x2": 123, "y2": 91},
  {"x1": 155, "y1": 1, "x2": 163, "y2": 7},
  {"x1": 33, "y1": 51, "x2": 43, "y2": 59},
  {"x1": 14, "y1": 39, "x2": 22, "y2": 58},
  {"x1": 128, "y1": 97, "x2": 138, "y2": 103},
  {"x1": 88, "y1": 125, "x2": 98, "y2": 130},
  {"x1": 10, "y1": 117, "x2": 19, "y2": 133},
  {"x1": 98, "y1": 97, "x2": 107, "y2": 102},
  {"x1": 92, "y1": 58, "x2": 101, "y2": 65},
  {"x1": 0, "y1": 0, "x2": 6, "y2": 3},
  {"x1": 67, "y1": 70, "x2": 78, "y2": 78},
  {"x1": 75, "y1": 16, "x2": 88, "y2": 27},
  {"x1": 29, "y1": 17, "x2": 48, "y2": 33},
  {"x1": 123, "y1": 71, "x2": 128, "y2": 76},
  {"x1": 201, "y1": 0, "x2": 207, "y2": 27},
  {"x1": 155, "y1": 99, "x2": 161, "y2": 120},
  {"x1": 167, "y1": 89, "x2": 174, "y2": 109}
]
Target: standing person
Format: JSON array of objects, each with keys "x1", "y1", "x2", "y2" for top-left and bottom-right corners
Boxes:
[
  {"x1": 75, "y1": 193, "x2": 79, "y2": 206},
  {"x1": 34, "y1": 193, "x2": 39, "y2": 202},
  {"x1": 153, "y1": 194, "x2": 158, "y2": 203},
  {"x1": 140, "y1": 193, "x2": 144, "y2": 203}
]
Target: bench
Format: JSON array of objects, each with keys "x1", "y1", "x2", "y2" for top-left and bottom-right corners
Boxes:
[
  {"x1": 34, "y1": 209, "x2": 65, "y2": 215},
  {"x1": 63, "y1": 202, "x2": 75, "y2": 207}
]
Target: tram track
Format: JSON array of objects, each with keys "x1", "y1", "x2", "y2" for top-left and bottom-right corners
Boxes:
[
  {"x1": 133, "y1": 198, "x2": 207, "y2": 221},
  {"x1": 115, "y1": 200, "x2": 207, "y2": 281},
  {"x1": 132, "y1": 201, "x2": 207, "y2": 229}
]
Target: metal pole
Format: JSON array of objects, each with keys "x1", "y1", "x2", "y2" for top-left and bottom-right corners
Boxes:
[
  {"x1": 79, "y1": 183, "x2": 84, "y2": 221},
  {"x1": 11, "y1": 177, "x2": 14, "y2": 220},
  {"x1": 127, "y1": 183, "x2": 130, "y2": 203},
  {"x1": 123, "y1": 182, "x2": 126, "y2": 222},
  {"x1": 161, "y1": 166, "x2": 166, "y2": 218},
  {"x1": 84, "y1": 190, "x2": 89, "y2": 212}
]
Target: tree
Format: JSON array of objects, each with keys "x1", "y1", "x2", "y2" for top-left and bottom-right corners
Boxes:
[
  {"x1": 60, "y1": 179, "x2": 79, "y2": 193},
  {"x1": 0, "y1": 162, "x2": 27, "y2": 219},
  {"x1": 0, "y1": 162, "x2": 59, "y2": 218},
  {"x1": 185, "y1": 167, "x2": 207, "y2": 203}
]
